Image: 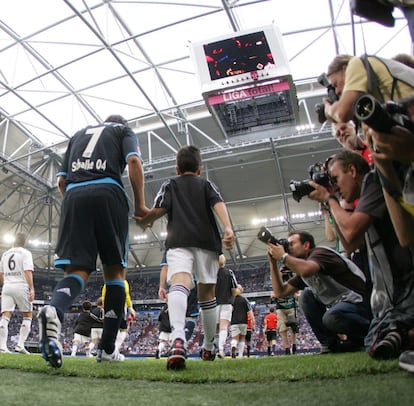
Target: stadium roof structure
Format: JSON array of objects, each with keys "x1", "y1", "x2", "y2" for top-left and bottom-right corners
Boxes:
[{"x1": 0, "y1": 0, "x2": 412, "y2": 278}]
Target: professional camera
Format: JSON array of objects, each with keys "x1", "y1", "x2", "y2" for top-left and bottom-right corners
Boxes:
[
  {"x1": 257, "y1": 226, "x2": 289, "y2": 252},
  {"x1": 354, "y1": 94, "x2": 414, "y2": 134},
  {"x1": 280, "y1": 265, "x2": 294, "y2": 283},
  {"x1": 289, "y1": 162, "x2": 331, "y2": 202},
  {"x1": 314, "y1": 72, "x2": 339, "y2": 123},
  {"x1": 285, "y1": 313, "x2": 299, "y2": 332},
  {"x1": 351, "y1": 0, "x2": 395, "y2": 28}
]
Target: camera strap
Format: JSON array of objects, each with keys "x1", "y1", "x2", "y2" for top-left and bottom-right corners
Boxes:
[
  {"x1": 360, "y1": 54, "x2": 385, "y2": 102},
  {"x1": 293, "y1": 297, "x2": 297, "y2": 319},
  {"x1": 398, "y1": 196, "x2": 414, "y2": 216},
  {"x1": 376, "y1": 167, "x2": 414, "y2": 216}
]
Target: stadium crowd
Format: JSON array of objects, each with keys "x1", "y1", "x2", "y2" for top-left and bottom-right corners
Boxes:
[
  {"x1": 4, "y1": 298, "x2": 319, "y2": 357},
  {"x1": 2, "y1": 261, "x2": 317, "y2": 356}
]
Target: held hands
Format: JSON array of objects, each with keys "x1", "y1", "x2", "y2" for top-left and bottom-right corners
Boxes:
[
  {"x1": 134, "y1": 205, "x2": 152, "y2": 230},
  {"x1": 135, "y1": 207, "x2": 166, "y2": 230},
  {"x1": 134, "y1": 214, "x2": 153, "y2": 230},
  {"x1": 135, "y1": 205, "x2": 150, "y2": 219}
]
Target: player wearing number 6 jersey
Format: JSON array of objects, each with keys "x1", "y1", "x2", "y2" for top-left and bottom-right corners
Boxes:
[
  {"x1": 37, "y1": 115, "x2": 149, "y2": 368},
  {"x1": 0, "y1": 232, "x2": 34, "y2": 354}
]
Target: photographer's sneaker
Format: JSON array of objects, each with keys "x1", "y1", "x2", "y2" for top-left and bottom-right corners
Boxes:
[
  {"x1": 399, "y1": 350, "x2": 414, "y2": 374},
  {"x1": 96, "y1": 348, "x2": 125, "y2": 363},
  {"x1": 167, "y1": 338, "x2": 187, "y2": 370},
  {"x1": 370, "y1": 330, "x2": 402, "y2": 360},
  {"x1": 316, "y1": 344, "x2": 331, "y2": 355},
  {"x1": 38, "y1": 305, "x2": 63, "y2": 368}
]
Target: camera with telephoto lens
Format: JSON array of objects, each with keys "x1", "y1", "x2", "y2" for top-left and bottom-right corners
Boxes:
[
  {"x1": 257, "y1": 226, "x2": 289, "y2": 252},
  {"x1": 354, "y1": 94, "x2": 414, "y2": 134},
  {"x1": 289, "y1": 162, "x2": 331, "y2": 202},
  {"x1": 314, "y1": 72, "x2": 339, "y2": 123}
]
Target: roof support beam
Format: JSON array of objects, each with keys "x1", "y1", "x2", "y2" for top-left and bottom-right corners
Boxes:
[{"x1": 64, "y1": 0, "x2": 182, "y2": 149}]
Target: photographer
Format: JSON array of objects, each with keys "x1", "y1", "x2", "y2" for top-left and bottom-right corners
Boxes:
[
  {"x1": 290, "y1": 158, "x2": 371, "y2": 286},
  {"x1": 267, "y1": 230, "x2": 371, "y2": 354},
  {"x1": 323, "y1": 54, "x2": 414, "y2": 124},
  {"x1": 364, "y1": 94, "x2": 414, "y2": 247},
  {"x1": 362, "y1": 96, "x2": 414, "y2": 373},
  {"x1": 308, "y1": 150, "x2": 414, "y2": 360},
  {"x1": 333, "y1": 120, "x2": 373, "y2": 166},
  {"x1": 330, "y1": 120, "x2": 373, "y2": 278}
]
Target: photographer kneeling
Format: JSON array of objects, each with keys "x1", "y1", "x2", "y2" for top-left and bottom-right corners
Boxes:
[
  {"x1": 267, "y1": 230, "x2": 371, "y2": 354},
  {"x1": 308, "y1": 150, "x2": 414, "y2": 360}
]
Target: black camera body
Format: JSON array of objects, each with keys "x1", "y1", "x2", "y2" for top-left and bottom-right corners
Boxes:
[
  {"x1": 289, "y1": 162, "x2": 331, "y2": 202},
  {"x1": 285, "y1": 315, "x2": 300, "y2": 333},
  {"x1": 351, "y1": 0, "x2": 395, "y2": 28},
  {"x1": 257, "y1": 226, "x2": 289, "y2": 252},
  {"x1": 280, "y1": 265, "x2": 294, "y2": 283},
  {"x1": 315, "y1": 72, "x2": 339, "y2": 123},
  {"x1": 354, "y1": 94, "x2": 414, "y2": 134}
]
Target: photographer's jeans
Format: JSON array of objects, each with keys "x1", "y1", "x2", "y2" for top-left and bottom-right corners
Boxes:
[{"x1": 299, "y1": 288, "x2": 371, "y2": 350}]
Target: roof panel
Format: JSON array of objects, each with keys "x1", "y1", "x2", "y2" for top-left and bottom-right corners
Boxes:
[
  {"x1": 82, "y1": 77, "x2": 156, "y2": 119},
  {"x1": 0, "y1": 0, "x2": 72, "y2": 37},
  {"x1": 114, "y1": 0, "x2": 225, "y2": 35}
]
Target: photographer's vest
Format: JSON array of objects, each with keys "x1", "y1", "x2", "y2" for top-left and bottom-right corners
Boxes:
[{"x1": 301, "y1": 247, "x2": 366, "y2": 307}]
